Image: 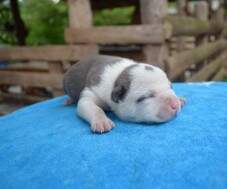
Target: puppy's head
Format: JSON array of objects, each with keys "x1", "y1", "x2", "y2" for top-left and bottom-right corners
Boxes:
[{"x1": 111, "y1": 64, "x2": 182, "y2": 123}]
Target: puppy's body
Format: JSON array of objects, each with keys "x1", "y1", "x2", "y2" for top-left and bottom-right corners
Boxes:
[{"x1": 64, "y1": 55, "x2": 184, "y2": 133}]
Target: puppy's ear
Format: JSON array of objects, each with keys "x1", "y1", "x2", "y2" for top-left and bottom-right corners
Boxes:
[{"x1": 111, "y1": 85, "x2": 127, "y2": 103}]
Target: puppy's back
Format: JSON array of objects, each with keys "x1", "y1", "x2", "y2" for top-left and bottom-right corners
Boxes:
[{"x1": 63, "y1": 55, "x2": 122, "y2": 103}]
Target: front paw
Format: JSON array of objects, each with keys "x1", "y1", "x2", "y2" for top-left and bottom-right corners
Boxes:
[
  {"x1": 91, "y1": 117, "x2": 115, "y2": 134},
  {"x1": 179, "y1": 97, "x2": 186, "y2": 107}
]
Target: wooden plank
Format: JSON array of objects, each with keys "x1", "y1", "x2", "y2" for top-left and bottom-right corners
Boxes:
[
  {"x1": 65, "y1": 25, "x2": 165, "y2": 45},
  {"x1": 176, "y1": 0, "x2": 187, "y2": 54},
  {"x1": 68, "y1": 0, "x2": 92, "y2": 28},
  {"x1": 186, "y1": 52, "x2": 226, "y2": 82},
  {"x1": 0, "y1": 45, "x2": 98, "y2": 61},
  {"x1": 2, "y1": 61, "x2": 49, "y2": 72},
  {"x1": 0, "y1": 92, "x2": 48, "y2": 103},
  {"x1": 166, "y1": 15, "x2": 223, "y2": 37},
  {"x1": 170, "y1": 37, "x2": 195, "y2": 43},
  {"x1": 195, "y1": 1, "x2": 209, "y2": 45},
  {"x1": 140, "y1": 0, "x2": 168, "y2": 68},
  {"x1": 168, "y1": 39, "x2": 227, "y2": 79},
  {"x1": 0, "y1": 71, "x2": 63, "y2": 89},
  {"x1": 48, "y1": 61, "x2": 64, "y2": 97},
  {"x1": 177, "y1": 0, "x2": 188, "y2": 16},
  {"x1": 170, "y1": 43, "x2": 195, "y2": 50},
  {"x1": 212, "y1": 68, "x2": 226, "y2": 81},
  {"x1": 224, "y1": 25, "x2": 227, "y2": 37}
]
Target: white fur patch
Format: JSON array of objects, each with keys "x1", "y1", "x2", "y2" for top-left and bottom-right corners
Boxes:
[{"x1": 90, "y1": 58, "x2": 135, "y2": 104}]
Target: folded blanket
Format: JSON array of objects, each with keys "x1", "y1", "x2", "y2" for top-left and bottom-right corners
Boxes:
[{"x1": 0, "y1": 82, "x2": 227, "y2": 189}]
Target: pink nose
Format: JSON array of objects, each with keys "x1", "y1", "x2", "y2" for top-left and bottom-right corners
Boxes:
[{"x1": 167, "y1": 97, "x2": 179, "y2": 110}]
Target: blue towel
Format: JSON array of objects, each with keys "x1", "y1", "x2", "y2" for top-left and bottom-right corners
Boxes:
[{"x1": 0, "y1": 82, "x2": 227, "y2": 189}]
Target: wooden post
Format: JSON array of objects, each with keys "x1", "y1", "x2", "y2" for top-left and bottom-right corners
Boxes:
[
  {"x1": 209, "y1": 0, "x2": 225, "y2": 38},
  {"x1": 195, "y1": 1, "x2": 209, "y2": 45},
  {"x1": 177, "y1": 0, "x2": 187, "y2": 16},
  {"x1": 176, "y1": 0, "x2": 187, "y2": 53},
  {"x1": 68, "y1": 0, "x2": 92, "y2": 28},
  {"x1": 48, "y1": 61, "x2": 64, "y2": 97},
  {"x1": 67, "y1": 0, "x2": 98, "y2": 51},
  {"x1": 194, "y1": 1, "x2": 209, "y2": 71},
  {"x1": 140, "y1": 0, "x2": 168, "y2": 69}
]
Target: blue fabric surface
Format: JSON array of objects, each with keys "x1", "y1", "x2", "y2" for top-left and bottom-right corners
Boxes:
[{"x1": 0, "y1": 82, "x2": 227, "y2": 189}]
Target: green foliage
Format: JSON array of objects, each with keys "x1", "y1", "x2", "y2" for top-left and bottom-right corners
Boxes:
[
  {"x1": 93, "y1": 6, "x2": 135, "y2": 26},
  {"x1": 225, "y1": 0, "x2": 227, "y2": 9},
  {"x1": 0, "y1": 1, "x2": 17, "y2": 44},
  {"x1": 21, "y1": 0, "x2": 68, "y2": 45}
]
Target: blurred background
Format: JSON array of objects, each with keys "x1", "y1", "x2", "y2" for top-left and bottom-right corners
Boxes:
[{"x1": 0, "y1": 0, "x2": 227, "y2": 115}]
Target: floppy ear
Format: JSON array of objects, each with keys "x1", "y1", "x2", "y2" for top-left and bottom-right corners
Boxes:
[{"x1": 111, "y1": 85, "x2": 127, "y2": 103}]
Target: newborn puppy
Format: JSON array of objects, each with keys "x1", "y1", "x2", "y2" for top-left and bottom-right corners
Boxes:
[{"x1": 63, "y1": 55, "x2": 185, "y2": 133}]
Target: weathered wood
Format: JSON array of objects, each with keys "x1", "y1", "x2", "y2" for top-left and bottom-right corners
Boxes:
[
  {"x1": 195, "y1": 1, "x2": 209, "y2": 45},
  {"x1": 215, "y1": 0, "x2": 225, "y2": 39},
  {"x1": 186, "y1": 52, "x2": 226, "y2": 82},
  {"x1": 2, "y1": 61, "x2": 49, "y2": 72},
  {"x1": 68, "y1": 0, "x2": 92, "y2": 28},
  {"x1": 48, "y1": 62, "x2": 62, "y2": 74},
  {"x1": 168, "y1": 39, "x2": 227, "y2": 79},
  {"x1": 140, "y1": 0, "x2": 168, "y2": 68},
  {"x1": 170, "y1": 43, "x2": 195, "y2": 50},
  {"x1": 0, "y1": 45, "x2": 98, "y2": 61},
  {"x1": 48, "y1": 61, "x2": 64, "y2": 97},
  {"x1": 0, "y1": 92, "x2": 48, "y2": 103},
  {"x1": 166, "y1": 15, "x2": 223, "y2": 37},
  {"x1": 0, "y1": 71, "x2": 63, "y2": 89},
  {"x1": 195, "y1": 1, "x2": 209, "y2": 20},
  {"x1": 170, "y1": 37, "x2": 195, "y2": 43},
  {"x1": 212, "y1": 68, "x2": 226, "y2": 81},
  {"x1": 65, "y1": 25, "x2": 165, "y2": 45},
  {"x1": 177, "y1": 0, "x2": 188, "y2": 16},
  {"x1": 176, "y1": 0, "x2": 187, "y2": 53},
  {"x1": 224, "y1": 25, "x2": 227, "y2": 37}
]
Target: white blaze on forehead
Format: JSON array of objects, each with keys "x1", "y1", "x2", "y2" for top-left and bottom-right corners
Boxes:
[{"x1": 130, "y1": 64, "x2": 170, "y2": 92}]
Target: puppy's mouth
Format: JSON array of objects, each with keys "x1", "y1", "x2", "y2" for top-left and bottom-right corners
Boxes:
[
  {"x1": 156, "y1": 109, "x2": 178, "y2": 122},
  {"x1": 155, "y1": 98, "x2": 183, "y2": 122}
]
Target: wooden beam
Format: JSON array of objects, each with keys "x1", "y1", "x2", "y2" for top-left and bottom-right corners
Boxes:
[
  {"x1": 65, "y1": 25, "x2": 165, "y2": 45},
  {"x1": 212, "y1": 68, "x2": 226, "y2": 81},
  {"x1": 0, "y1": 71, "x2": 63, "y2": 89},
  {"x1": 48, "y1": 61, "x2": 64, "y2": 96},
  {"x1": 175, "y1": 0, "x2": 187, "y2": 55},
  {"x1": 166, "y1": 15, "x2": 223, "y2": 37},
  {"x1": 186, "y1": 52, "x2": 226, "y2": 82},
  {"x1": 195, "y1": 1, "x2": 209, "y2": 45},
  {"x1": 0, "y1": 45, "x2": 98, "y2": 61},
  {"x1": 0, "y1": 92, "x2": 48, "y2": 103},
  {"x1": 224, "y1": 25, "x2": 227, "y2": 37},
  {"x1": 168, "y1": 39, "x2": 227, "y2": 79},
  {"x1": 140, "y1": 0, "x2": 168, "y2": 68},
  {"x1": 68, "y1": 0, "x2": 92, "y2": 28}
]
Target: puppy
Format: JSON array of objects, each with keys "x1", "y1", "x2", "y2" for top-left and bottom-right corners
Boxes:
[{"x1": 63, "y1": 55, "x2": 185, "y2": 133}]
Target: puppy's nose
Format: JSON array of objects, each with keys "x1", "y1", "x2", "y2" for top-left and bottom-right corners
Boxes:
[{"x1": 167, "y1": 97, "x2": 179, "y2": 110}]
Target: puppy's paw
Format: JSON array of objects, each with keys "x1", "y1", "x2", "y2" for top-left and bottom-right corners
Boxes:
[
  {"x1": 179, "y1": 97, "x2": 186, "y2": 107},
  {"x1": 63, "y1": 98, "x2": 74, "y2": 106},
  {"x1": 91, "y1": 117, "x2": 115, "y2": 134}
]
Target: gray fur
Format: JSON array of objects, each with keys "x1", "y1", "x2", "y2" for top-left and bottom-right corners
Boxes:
[
  {"x1": 111, "y1": 64, "x2": 138, "y2": 103},
  {"x1": 145, "y1": 65, "x2": 154, "y2": 71},
  {"x1": 63, "y1": 55, "x2": 122, "y2": 103}
]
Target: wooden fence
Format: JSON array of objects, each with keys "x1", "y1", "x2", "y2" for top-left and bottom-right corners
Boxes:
[{"x1": 0, "y1": 0, "x2": 227, "y2": 105}]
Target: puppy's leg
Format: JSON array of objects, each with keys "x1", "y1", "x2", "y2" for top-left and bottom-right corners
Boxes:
[
  {"x1": 63, "y1": 98, "x2": 74, "y2": 106},
  {"x1": 77, "y1": 89, "x2": 115, "y2": 133},
  {"x1": 179, "y1": 97, "x2": 186, "y2": 107}
]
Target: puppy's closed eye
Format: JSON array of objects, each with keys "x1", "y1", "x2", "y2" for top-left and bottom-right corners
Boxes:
[{"x1": 136, "y1": 93, "x2": 155, "y2": 103}]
